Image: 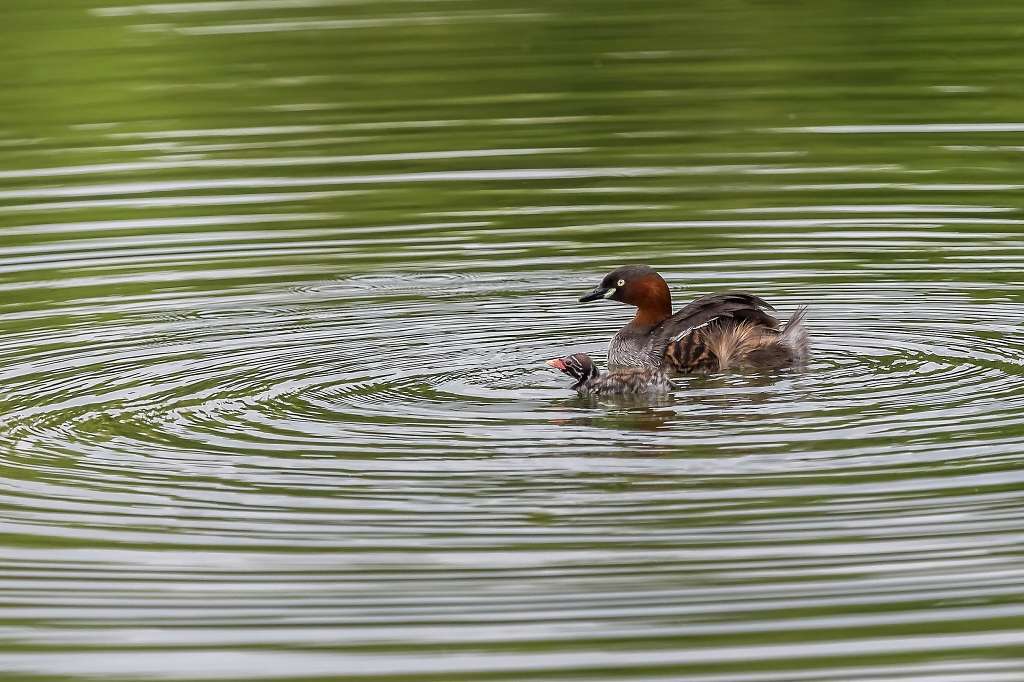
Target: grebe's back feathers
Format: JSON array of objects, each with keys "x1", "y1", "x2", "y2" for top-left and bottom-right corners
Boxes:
[
  {"x1": 650, "y1": 292, "x2": 779, "y2": 353},
  {"x1": 663, "y1": 303, "x2": 809, "y2": 374}
]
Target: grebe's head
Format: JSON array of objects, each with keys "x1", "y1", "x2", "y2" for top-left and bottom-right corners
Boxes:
[
  {"x1": 578, "y1": 265, "x2": 672, "y2": 326},
  {"x1": 545, "y1": 352, "x2": 599, "y2": 386}
]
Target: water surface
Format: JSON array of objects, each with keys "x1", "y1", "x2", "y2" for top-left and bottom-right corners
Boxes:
[{"x1": 1, "y1": 1, "x2": 1024, "y2": 680}]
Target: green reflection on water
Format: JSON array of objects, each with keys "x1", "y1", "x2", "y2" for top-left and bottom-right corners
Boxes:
[{"x1": 1, "y1": 1, "x2": 1024, "y2": 680}]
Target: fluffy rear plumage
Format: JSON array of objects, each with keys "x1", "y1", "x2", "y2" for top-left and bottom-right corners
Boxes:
[
  {"x1": 779, "y1": 306, "x2": 809, "y2": 366},
  {"x1": 662, "y1": 306, "x2": 808, "y2": 374},
  {"x1": 707, "y1": 321, "x2": 772, "y2": 371}
]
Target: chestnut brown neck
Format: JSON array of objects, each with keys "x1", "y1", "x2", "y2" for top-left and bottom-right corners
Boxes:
[{"x1": 628, "y1": 275, "x2": 673, "y2": 330}]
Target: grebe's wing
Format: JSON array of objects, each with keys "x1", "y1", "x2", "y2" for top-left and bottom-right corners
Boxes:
[{"x1": 650, "y1": 292, "x2": 779, "y2": 353}]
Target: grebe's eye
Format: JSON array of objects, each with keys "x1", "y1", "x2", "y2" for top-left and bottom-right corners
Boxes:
[{"x1": 616, "y1": 279, "x2": 625, "y2": 287}]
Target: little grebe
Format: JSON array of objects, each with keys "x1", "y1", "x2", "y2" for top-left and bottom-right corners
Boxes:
[
  {"x1": 578, "y1": 265, "x2": 808, "y2": 373},
  {"x1": 546, "y1": 352, "x2": 672, "y2": 395}
]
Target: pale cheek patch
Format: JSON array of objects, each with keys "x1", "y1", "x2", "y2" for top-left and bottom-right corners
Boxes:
[{"x1": 603, "y1": 287, "x2": 617, "y2": 299}]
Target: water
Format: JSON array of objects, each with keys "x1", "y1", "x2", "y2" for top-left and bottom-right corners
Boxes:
[{"x1": 1, "y1": 1, "x2": 1024, "y2": 680}]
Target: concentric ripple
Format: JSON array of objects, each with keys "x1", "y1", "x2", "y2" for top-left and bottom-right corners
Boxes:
[
  {"x1": 7, "y1": 274, "x2": 1024, "y2": 465},
  {"x1": 2, "y1": 0, "x2": 1024, "y2": 680}
]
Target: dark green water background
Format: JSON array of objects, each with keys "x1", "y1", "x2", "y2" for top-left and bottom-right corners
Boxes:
[{"x1": 1, "y1": 1, "x2": 1024, "y2": 680}]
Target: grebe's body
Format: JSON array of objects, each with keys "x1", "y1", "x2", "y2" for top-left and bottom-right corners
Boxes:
[{"x1": 579, "y1": 265, "x2": 808, "y2": 374}]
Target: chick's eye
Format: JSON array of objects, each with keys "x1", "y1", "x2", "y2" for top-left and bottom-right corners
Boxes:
[{"x1": 616, "y1": 279, "x2": 625, "y2": 287}]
